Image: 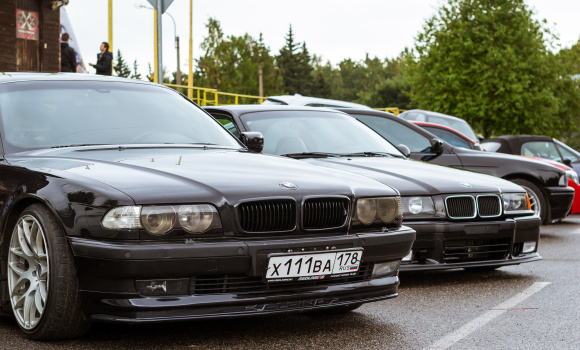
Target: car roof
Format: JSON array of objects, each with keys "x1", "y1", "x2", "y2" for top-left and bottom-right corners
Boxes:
[
  {"x1": 482, "y1": 135, "x2": 555, "y2": 154},
  {"x1": 265, "y1": 94, "x2": 372, "y2": 109},
  {"x1": 402, "y1": 109, "x2": 466, "y2": 122},
  {"x1": 411, "y1": 121, "x2": 477, "y2": 144},
  {"x1": 0, "y1": 72, "x2": 158, "y2": 85},
  {"x1": 204, "y1": 104, "x2": 349, "y2": 116}
]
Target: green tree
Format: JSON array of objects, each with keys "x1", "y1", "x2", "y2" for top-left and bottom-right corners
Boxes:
[
  {"x1": 130, "y1": 60, "x2": 142, "y2": 80},
  {"x1": 114, "y1": 49, "x2": 131, "y2": 78},
  {"x1": 408, "y1": 0, "x2": 573, "y2": 138},
  {"x1": 277, "y1": 25, "x2": 314, "y2": 95}
]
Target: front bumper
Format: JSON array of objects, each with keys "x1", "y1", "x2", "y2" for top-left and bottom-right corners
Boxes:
[
  {"x1": 545, "y1": 186, "x2": 575, "y2": 220},
  {"x1": 400, "y1": 215, "x2": 541, "y2": 271},
  {"x1": 69, "y1": 226, "x2": 415, "y2": 323}
]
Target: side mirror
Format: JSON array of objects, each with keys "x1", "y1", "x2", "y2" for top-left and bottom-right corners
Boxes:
[
  {"x1": 240, "y1": 132, "x2": 264, "y2": 153},
  {"x1": 477, "y1": 134, "x2": 484, "y2": 142},
  {"x1": 431, "y1": 139, "x2": 444, "y2": 154},
  {"x1": 563, "y1": 157, "x2": 572, "y2": 167},
  {"x1": 396, "y1": 144, "x2": 411, "y2": 158}
]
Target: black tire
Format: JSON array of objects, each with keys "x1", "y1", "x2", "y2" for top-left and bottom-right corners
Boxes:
[
  {"x1": 511, "y1": 179, "x2": 549, "y2": 225},
  {"x1": 306, "y1": 303, "x2": 363, "y2": 315},
  {"x1": 4, "y1": 204, "x2": 91, "y2": 340}
]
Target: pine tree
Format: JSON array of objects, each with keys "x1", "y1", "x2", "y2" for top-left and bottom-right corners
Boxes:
[
  {"x1": 114, "y1": 49, "x2": 131, "y2": 78},
  {"x1": 130, "y1": 60, "x2": 142, "y2": 80},
  {"x1": 277, "y1": 25, "x2": 311, "y2": 95}
]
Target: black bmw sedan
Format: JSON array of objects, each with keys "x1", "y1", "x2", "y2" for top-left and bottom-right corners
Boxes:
[
  {"x1": 339, "y1": 109, "x2": 574, "y2": 225},
  {"x1": 204, "y1": 105, "x2": 542, "y2": 274},
  {"x1": 0, "y1": 74, "x2": 416, "y2": 340}
]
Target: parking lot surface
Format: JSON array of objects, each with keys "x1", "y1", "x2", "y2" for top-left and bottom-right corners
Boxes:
[{"x1": 1, "y1": 216, "x2": 579, "y2": 349}]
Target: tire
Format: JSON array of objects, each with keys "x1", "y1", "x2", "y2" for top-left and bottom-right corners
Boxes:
[
  {"x1": 511, "y1": 179, "x2": 549, "y2": 225},
  {"x1": 5, "y1": 204, "x2": 91, "y2": 340}
]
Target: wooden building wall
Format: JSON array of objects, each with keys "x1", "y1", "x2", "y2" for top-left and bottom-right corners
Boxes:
[{"x1": 0, "y1": 0, "x2": 60, "y2": 72}]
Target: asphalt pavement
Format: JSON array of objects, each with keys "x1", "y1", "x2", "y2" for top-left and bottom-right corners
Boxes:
[{"x1": 1, "y1": 216, "x2": 579, "y2": 349}]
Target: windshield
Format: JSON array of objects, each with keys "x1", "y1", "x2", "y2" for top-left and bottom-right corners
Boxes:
[
  {"x1": 0, "y1": 81, "x2": 242, "y2": 153},
  {"x1": 239, "y1": 110, "x2": 403, "y2": 157}
]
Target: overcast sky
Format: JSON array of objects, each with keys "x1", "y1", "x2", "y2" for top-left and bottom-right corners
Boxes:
[{"x1": 66, "y1": 0, "x2": 580, "y2": 78}]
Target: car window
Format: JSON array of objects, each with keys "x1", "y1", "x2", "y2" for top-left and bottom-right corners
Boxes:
[
  {"x1": 214, "y1": 117, "x2": 240, "y2": 138},
  {"x1": 425, "y1": 115, "x2": 477, "y2": 141},
  {"x1": 354, "y1": 114, "x2": 433, "y2": 153},
  {"x1": 239, "y1": 110, "x2": 403, "y2": 156},
  {"x1": 422, "y1": 126, "x2": 473, "y2": 149},
  {"x1": 554, "y1": 140, "x2": 580, "y2": 162},
  {"x1": 521, "y1": 141, "x2": 561, "y2": 161},
  {"x1": 0, "y1": 81, "x2": 242, "y2": 153},
  {"x1": 480, "y1": 141, "x2": 502, "y2": 152}
]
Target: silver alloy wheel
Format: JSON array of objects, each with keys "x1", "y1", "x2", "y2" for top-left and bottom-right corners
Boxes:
[
  {"x1": 521, "y1": 185, "x2": 541, "y2": 217},
  {"x1": 7, "y1": 215, "x2": 50, "y2": 330}
]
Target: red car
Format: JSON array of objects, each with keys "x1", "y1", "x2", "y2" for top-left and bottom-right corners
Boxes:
[{"x1": 412, "y1": 122, "x2": 580, "y2": 215}]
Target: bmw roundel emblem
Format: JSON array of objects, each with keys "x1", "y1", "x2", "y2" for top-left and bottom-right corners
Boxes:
[
  {"x1": 460, "y1": 182, "x2": 473, "y2": 188},
  {"x1": 279, "y1": 182, "x2": 298, "y2": 190}
]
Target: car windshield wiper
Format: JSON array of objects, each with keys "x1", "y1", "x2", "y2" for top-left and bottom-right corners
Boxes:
[
  {"x1": 280, "y1": 152, "x2": 342, "y2": 158},
  {"x1": 340, "y1": 151, "x2": 403, "y2": 158}
]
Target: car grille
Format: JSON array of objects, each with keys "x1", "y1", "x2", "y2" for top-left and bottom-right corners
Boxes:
[
  {"x1": 303, "y1": 198, "x2": 349, "y2": 230},
  {"x1": 238, "y1": 200, "x2": 296, "y2": 232},
  {"x1": 477, "y1": 195, "x2": 502, "y2": 217},
  {"x1": 445, "y1": 195, "x2": 502, "y2": 219},
  {"x1": 445, "y1": 196, "x2": 476, "y2": 219},
  {"x1": 190, "y1": 262, "x2": 374, "y2": 296},
  {"x1": 443, "y1": 238, "x2": 510, "y2": 262}
]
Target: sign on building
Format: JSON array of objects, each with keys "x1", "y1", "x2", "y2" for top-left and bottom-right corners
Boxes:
[{"x1": 16, "y1": 9, "x2": 39, "y2": 40}]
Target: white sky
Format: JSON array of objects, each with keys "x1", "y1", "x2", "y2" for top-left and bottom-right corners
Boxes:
[{"x1": 66, "y1": 0, "x2": 580, "y2": 78}]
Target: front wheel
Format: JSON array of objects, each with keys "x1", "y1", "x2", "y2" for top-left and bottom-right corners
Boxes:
[
  {"x1": 6, "y1": 204, "x2": 90, "y2": 340},
  {"x1": 511, "y1": 179, "x2": 549, "y2": 225}
]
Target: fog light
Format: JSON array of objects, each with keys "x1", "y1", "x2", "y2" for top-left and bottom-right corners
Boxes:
[
  {"x1": 371, "y1": 261, "x2": 400, "y2": 278},
  {"x1": 522, "y1": 241, "x2": 537, "y2": 254},
  {"x1": 402, "y1": 250, "x2": 413, "y2": 262},
  {"x1": 135, "y1": 278, "x2": 190, "y2": 296}
]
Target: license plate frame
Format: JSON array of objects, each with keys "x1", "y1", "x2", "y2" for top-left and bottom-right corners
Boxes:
[{"x1": 264, "y1": 248, "x2": 364, "y2": 283}]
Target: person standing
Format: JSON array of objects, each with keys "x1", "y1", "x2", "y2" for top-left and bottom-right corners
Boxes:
[
  {"x1": 60, "y1": 33, "x2": 77, "y2": 73},
  {"x1": 89, "y1": 42, "x2": 113, "y2": 76}
]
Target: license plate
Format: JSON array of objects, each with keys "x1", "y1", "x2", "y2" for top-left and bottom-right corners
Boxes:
[{"x1": 265, "y1": 249, "x2": 363, "y2": 282}]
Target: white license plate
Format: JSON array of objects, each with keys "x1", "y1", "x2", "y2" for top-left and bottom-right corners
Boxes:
[{"x1": 265, "y1": 249, "x2": 363, "y2": 282}]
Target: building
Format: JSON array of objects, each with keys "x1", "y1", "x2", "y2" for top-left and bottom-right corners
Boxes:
[{"x1": 0, "y1": 0, "x2": 65, "y2": 72}]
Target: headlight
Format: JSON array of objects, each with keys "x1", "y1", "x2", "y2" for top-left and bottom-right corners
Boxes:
[
  {"x1": 566, "y1": 170, "x2": 579, "y2": 184},
  {"x1": 353, "y1": 196, "x2": 402, "y2": 226},
  {"x1": 103, "y1": 204, "x2": 222, "y2": 235},
  {"x1": 401, "y1": 197, "x2": 436, "y2": 217},
  {"x1": 502, "y1": 193, "x2": 530, "y2": 211},
  {"x1": 559, "y1": 174, "x2": 568, "y2": 186}
]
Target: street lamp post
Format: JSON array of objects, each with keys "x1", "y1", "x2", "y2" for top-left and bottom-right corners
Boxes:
[{"x1": 137, "y1": 4, "x2": 180, "y2": 87}]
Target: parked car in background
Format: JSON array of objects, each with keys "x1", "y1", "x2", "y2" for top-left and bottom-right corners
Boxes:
[
  {"x1": 205, "y1": 105, "x2": 542, "y2": 273},
  {"x1": 400, "y1": 109, "x2": 481, "y2": 142},
  {"x1": 338, "y1": 109, "x2": 574, "y2": 225},
  {"x1": 411, "y1": 121, "x2": 484, "y2": 151},
  {"x1": 0, "y1": 74, "x2": 417, "y2": 340},
  {"x1": 482, "y1": 135, "x2": 580, "y2": 175},
  {"x1": 262, "y1": 94, "x2": 372, "y2": 109},
  {"x1": 482, "y1": 135, "x2": 580, "y2": 214}
]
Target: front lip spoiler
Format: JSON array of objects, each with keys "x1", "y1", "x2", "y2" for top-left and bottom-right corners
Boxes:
[{"x1": 399, "y1": 252, "x2": 541, "y2": 271}]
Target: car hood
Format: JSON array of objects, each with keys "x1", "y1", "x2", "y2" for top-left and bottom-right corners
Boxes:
[
  {"x1": 9, "y1": 147, "x2": 396, "y2": 204},
  {"x1": 302, "y1": 157, "x2": 525, "y2": 196}
]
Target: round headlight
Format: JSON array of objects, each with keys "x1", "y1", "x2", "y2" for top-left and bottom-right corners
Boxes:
[
  {"x1": 408, "y1": 197, "x2": 423, "y2": 214},
  {"x1": 178, "y1": 204, "x2": 215, "y2": 233},
  {"x1": 357, "y1": 199, "x2": 377, "y2": 225},
  {"x1": 377, "y1": 198, "x2": 397, "y2": 223},
  {"x1": 141, "y1": 206, "x2": 176, "y2": 235}
]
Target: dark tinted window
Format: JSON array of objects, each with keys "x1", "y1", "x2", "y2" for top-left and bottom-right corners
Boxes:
[
  {"x1": 422, "y1": 126, "x2": 473, "y2": 149},
  {"x1": 354, "y1": 114, "x2": 433, "y2": 153}
]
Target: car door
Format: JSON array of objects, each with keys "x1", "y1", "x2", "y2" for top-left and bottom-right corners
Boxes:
[{"x1": 354, "y1": 114, "x2": 463, "y2": 166}]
